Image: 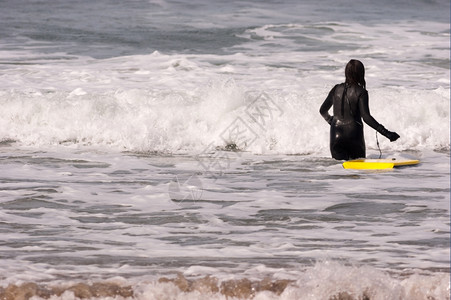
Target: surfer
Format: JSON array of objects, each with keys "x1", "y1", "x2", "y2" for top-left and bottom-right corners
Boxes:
[{"x1": 319, "y1": 59, "x2": 400, "y2": 160}]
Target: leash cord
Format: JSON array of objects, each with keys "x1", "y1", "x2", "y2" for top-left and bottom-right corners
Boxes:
[{"x1": 376, "y1": 132, "x2": 382, "y2": 159}]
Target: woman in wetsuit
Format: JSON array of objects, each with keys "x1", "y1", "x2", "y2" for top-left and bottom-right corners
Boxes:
[{"x1": 319, "y1": 59, "x2": 400, "y2": 160}]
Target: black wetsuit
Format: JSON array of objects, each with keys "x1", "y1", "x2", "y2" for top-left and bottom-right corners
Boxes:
[{"x1": 320, "y1": 83, "x2": 388, "y2": 160}]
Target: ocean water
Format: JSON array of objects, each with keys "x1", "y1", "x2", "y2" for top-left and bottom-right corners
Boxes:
[{"x1": 0, "y1": 0, "x2": 449, "y2": 299}]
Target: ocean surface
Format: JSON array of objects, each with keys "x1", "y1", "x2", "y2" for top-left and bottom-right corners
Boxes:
[{"x1": 0, "y1": 0, "x2": 449, "y2": 299}]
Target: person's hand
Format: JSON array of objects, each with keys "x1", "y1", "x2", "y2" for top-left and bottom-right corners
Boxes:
[
  {"x1": 326, "y1": 115, "x2": 333, "y2": 125},
  {"x1": 387, "y1": 131, "x2": 400, "y2": 142},
  {"x1": 377, "y1": 125, "x2": 400, "y2": 142}
]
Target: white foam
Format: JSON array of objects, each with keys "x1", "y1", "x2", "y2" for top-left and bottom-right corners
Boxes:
[
  {"x1": 9, "y1": 263, "x2": 447, "y2": 300},
  {"x1": 0, "y1": 78, "x2": 448, "y2": 155}
]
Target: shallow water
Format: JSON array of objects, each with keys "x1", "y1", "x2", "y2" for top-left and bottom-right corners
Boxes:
[{"x1": 0, "y1": 147, "x2": 449, "y2": 299}]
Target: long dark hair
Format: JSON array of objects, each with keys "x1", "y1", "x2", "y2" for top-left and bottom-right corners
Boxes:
[{"x1": 345, "y1": 59, "x2": 366, "y2": 89}]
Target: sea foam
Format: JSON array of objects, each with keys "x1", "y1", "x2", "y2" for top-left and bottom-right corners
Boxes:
[
  {"x1": 1, "y1": 263, "x2": 449, "y2": 300},
  {"x1": 1, "y1": 78, "x2": 448, "y2": 155}
]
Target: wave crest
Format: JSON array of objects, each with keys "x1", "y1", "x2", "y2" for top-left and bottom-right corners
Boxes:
[{"x1": 0, "y1": 83, "x2": 449, "y2": 155}]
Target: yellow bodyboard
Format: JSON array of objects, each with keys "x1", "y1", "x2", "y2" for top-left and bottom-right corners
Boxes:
[{"x1": 343, "y1": 158, "x2": 420, "y2": 170}]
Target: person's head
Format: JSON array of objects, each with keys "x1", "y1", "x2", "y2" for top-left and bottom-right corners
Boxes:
[{"x1": 345, "y1": 59, "x2": 366, "y2": 88}]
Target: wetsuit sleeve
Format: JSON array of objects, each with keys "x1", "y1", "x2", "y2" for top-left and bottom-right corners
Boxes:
[
  {"x1": 319, "y1": 85, "x2": 336, "y2": 125},
  {"x1": 359, "y1": 90, "x2": 401, "y2": 142},
  {"x1": 358, "y1": 90, "x2": 381, "y2": 130}
]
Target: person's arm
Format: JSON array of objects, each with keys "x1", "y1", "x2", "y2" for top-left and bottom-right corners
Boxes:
[
  {"x1": 319, "y1": 85, "x2": 336, "y2": 125},
  {"x1": 359, "y1": 91, "x2": 400, "y2": 142},
  {"x1": 358, "y1": 90, "x2": 380, "y2": 129}
]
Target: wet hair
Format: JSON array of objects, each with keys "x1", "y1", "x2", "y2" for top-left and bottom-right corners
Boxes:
[{"x1": 345, "y1": 59, "x2": 366, "y2": 89}]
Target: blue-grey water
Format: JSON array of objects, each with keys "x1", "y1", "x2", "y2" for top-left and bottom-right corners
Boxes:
[{"x1": 0, "y1": 0, "x2": 449, "y2": 299}]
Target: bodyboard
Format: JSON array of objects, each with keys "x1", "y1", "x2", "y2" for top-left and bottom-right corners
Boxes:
[{"x1": 343, "y1": 158, "x2": 420, "y2": 170}]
